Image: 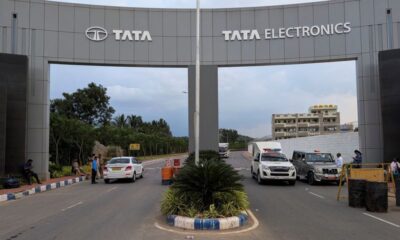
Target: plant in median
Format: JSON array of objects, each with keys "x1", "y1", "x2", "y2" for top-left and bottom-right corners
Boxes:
[{"x1": 161, "y1": 150, "x2": 249, "y2": 218}]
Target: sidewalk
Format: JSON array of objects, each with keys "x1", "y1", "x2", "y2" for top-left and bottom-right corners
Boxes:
[{"x1": 0, "y1": 175, "x2": 87, "y2": 202}]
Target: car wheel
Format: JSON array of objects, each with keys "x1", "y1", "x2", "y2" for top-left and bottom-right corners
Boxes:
[
  {"x1": 140, "y1": 171, "x2": 144, "y2": 178},
  {"x1": 257, "y1": 171, "x2": 263, "y2": 185},
  {"x1": 104, "y1": 179, "x2": 110, "y2": 184},
  {"x1": 251, "y1": 167, "x2": 255, "y2": 179},
  {"x1": 307, "y1": 172, "x2": 315, "y2": 185},
  {"x1": 289, "y1": 180, "x2": 296, "y2": 186},
  {"x1": 131, "y1": 172, "x2": 136, "y2": 183}
]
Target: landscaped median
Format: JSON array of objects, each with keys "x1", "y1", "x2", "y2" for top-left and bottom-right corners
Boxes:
[
  {"x1": 166, "y1": 211, "x2": 248, "y2": 230},
  {"x1": 160, "y1": 151, "x2": 252, "y2": 232},
  {"x1": 0, "y1": 176, "x2": 86, "y2": 202}
]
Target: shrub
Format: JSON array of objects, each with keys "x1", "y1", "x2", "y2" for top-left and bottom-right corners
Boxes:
[{"x1": 161, "y1": 150, "x2": 249, "y2": 218}]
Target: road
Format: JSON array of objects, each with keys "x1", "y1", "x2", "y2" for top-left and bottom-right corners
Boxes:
[{"x1": 1, "y1": 152, "x2": 399, "y2": 240}]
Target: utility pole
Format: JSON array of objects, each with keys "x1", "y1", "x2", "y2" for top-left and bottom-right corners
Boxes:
[{"x1": 194, "y1": 0, "x2": 201, "y2": 166}]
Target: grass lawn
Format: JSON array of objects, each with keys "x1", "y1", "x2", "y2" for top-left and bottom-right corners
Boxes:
[{"x1": 136, "y1": 153, "x2": 188, "y2": 161}]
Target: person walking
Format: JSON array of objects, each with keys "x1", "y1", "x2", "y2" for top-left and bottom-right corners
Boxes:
[
  {"x1": 22, "y1": 159, "x2": 42, "y2": 185},
  {"x1": 91, "y1": 155, "x2": 98, "y2": 184},
  {"x1": 336, "y1": 153, "x2": 344, "y2": 168},
  {"x1": 391, "y1": 158, "x2": 400, "y2": 176},
  {"x1": 352, "y1": 150, "x2": 362, "y2": 168}
]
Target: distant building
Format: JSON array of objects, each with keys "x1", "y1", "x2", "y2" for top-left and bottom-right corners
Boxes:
[{"x1": 272, "y1": 104, "x2": 340, "y2": 140}]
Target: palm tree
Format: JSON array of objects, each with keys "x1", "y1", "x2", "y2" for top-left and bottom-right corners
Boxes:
[
  {"x1": 112, "y1": 114, "x2": 127, "y2": 128},
  {"x1": 127, "y1": 115, "x2": 143, "y2": 131}
]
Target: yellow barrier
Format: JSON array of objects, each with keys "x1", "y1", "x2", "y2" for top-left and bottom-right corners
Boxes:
[
  {"x1": 336, "y1": 163, "x2": 394, "y2": 201},
  {"x1": 350, "y1": 168, "x2": 385, "y2": 182}
]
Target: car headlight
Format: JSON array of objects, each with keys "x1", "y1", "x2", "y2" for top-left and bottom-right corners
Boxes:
[
  {"x1": 262, "y1": 165, "x2": 270, "y2": 170},
  {"x1": 289, "y1": 166, "x2": 295, "y2": 171},
  {"x1": 337, "y1": 168, "x2": 342, "y2": 173},
  {"x1": 315, "y1": 168, "x2": 322, "y2": 173}
]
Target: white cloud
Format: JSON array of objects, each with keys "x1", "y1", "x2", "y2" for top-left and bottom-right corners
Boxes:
[{"x1": 218, "y1": 61, "x2": 358, "y2": 138}]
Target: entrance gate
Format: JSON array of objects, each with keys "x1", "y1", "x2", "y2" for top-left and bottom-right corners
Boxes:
[{"x1": 0, "y1": 0, "x2": 397, "y2": 178}]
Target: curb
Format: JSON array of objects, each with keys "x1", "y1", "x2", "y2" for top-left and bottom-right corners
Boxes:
[
  {"x1": 166, "y1": 212, "x2": 248, "y2": 230},
  {"x1": 0, "y1": 176, "x2": 86, "y2": 203}
]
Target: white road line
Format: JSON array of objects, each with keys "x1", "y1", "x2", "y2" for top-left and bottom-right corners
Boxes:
[
  {"x1": 363, "y1": 213, "x2": 400, "y2": 228},
  {"x1": 61, "y1": 201, "x2": 83, "y2": 211},
  {"x1": 309, "y1": 192, "x2": 325, "y2": 199},
  {"x1": 106, "y1": 187, "x2": 118, "y2": 193}
]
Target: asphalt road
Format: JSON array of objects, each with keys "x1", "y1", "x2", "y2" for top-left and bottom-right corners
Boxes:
[{"x1": 1, "y1": 152, "x2": 399, "y2": 240}]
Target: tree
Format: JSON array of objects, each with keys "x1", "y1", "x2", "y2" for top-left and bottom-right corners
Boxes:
[
  {"x1": 113, "y1": 114, "x2": 128, "y2": 128},
  {"x1": 51, "y1": 83, "x2": 115, "y2": 126},
  {"x1": 127, "y1": 115, "x2": 143, "y2": 131},
  {"x1": 50, "y1": 113, "x2": 71, "y2": 165},
  {"x1": 219, "y1": 129, "x2": 239, "y2": 143},
  {"x1": 69, "y1": 119, "x2": 96, "y2": 163}
]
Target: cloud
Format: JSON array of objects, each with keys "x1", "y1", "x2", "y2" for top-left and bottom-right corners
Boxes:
[{"x1": 218, "y1": 61, "x2": 358, "y2": 138}]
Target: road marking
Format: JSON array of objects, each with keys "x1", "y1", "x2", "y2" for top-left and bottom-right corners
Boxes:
[
  {"x1": 106, "y1": 187, "x2": 118, "y2": 193},
  {"x1": 363, "y1": 213, "x2": 400, "y2": 228},
  {"x1": 309, "y1": 192, "x2": 325, "y2": 199},
  {"x1": 61, "y1": 201, "x2": 83, "y2": 211}
]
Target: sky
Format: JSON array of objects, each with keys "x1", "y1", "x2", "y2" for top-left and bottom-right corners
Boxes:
[{"x1": 50, "y1": 0, "x2": 357, "y2": 138}]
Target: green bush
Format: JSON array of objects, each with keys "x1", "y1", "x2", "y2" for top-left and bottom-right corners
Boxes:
[{"x1": 161, "y1": 150, "x2": 249, "y2": 218}]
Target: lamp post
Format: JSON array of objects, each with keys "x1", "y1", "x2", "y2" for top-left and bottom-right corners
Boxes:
[{"x1": 194, "y1": 0, "x2": 201, "y2": 166}]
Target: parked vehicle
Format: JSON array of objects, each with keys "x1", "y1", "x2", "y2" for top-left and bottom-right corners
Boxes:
[
  {"x1": 249, "y1": 141, "x2": 282, "y2": 156},
  {"x1": 219, "y1": 143, "x2": 230, "y2": 158},
  {"x1": 291, "y1": 150, "x2": 342, "y2": 185},
  {"x1": 103, "y1": 157, "x2": 143, "y2": 183},
  {"x1": 251, "y1": 147, "x2": 296, "y2": 185}
]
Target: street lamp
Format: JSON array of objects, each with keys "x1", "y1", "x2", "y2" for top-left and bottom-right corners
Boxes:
[{"x1": 194, "y1": 0, "x2": 201, "y2": 166}]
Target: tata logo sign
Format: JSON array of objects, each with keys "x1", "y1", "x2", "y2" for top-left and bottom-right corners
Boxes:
[
  {"x1": 85, "y1": 26, "x2": 152, "y2": 42},
  {"x1": 222, "y1": 22, "x2": 351, "y2": 41},
  {"x1": 85, "y1": 26, "x2": 108, "y2": 41}
]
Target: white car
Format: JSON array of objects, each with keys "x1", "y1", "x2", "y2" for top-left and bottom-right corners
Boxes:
[
  {"x1": 251, "y1": 151, "x2": 296, "y2": 185},
  {"x1": 103, "y1": 157, "x2": 144, "y2": 183}
]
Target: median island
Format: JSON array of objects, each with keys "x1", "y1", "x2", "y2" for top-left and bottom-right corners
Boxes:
[{"x1": 160, "y1": 151, "x2": 249, "y2": 230}]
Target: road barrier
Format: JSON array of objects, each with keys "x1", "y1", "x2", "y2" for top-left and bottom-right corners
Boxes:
[
  {"x1": 348, "y1": 179, "x2": 367, "y2": 208},
  {"x1": 161, "y1": 167, "x2": 173, "y2": 185},
  {"x1": 337, "y1": 163, "x2": 397, "y2": 212},
  {"x1": 365, "y1": 181, "x2": 388, "y2": 212}
]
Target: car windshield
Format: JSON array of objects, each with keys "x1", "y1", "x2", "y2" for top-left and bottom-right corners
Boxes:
[
  {"x1": 261, "y1": 155, "x2": 288, "y2": 162},
  {"x1": 305, "y1": 153, "x2": 333, "y2": 162},
  {"x1": 219, "y1": 147, "x2": 228, "y2": 152},
  {"x1": 108, "y1": 158, "x2": 130, "y2": 164}
]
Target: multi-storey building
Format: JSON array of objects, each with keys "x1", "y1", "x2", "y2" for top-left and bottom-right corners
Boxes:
[{"x1": 272, "y1": 105, "x2": 340, "y2": 140}]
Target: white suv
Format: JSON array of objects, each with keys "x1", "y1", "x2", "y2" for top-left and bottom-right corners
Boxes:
[
  {"x1": 104, "y1": 157, "x2": 143, "y2": 183},
  {"x1": 251, "y1": 151, "x2": 296, "y2": 185}
]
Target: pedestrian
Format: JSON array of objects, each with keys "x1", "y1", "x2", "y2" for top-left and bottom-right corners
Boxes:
[
  {"x1": 391, "y1": 158, "x2": 400, "y2": 176},
  {"x1": 91, "y1": 155, "x2": 98, "y2": 184},
  {"x1": 72, "y1": 159, "x2": 85, "y2": 176},
  {"x1": 336, "y1": 153, "x2": 343, "y2": 168},
  {"x1": 352, "y1": 150, "x2": 362, "y2": 168},
  {"x1": 22, "y1": 159, "x2": 42, "y2": 185}
]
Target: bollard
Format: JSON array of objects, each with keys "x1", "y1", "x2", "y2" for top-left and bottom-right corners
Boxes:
[
  {"x1": 161, "y1": 167, "x2": 174, "y2": 185},
  {"x1": 348, "y1": 179, "x2": 366, "y2": 208},
  {"x1": 365, "y1": 181, "x2": 388, "y2": 212}
]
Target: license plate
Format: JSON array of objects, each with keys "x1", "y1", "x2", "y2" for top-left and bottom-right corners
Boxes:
[
  {"x1": 111, "y1": 167, "x2": 121, "y2": 171},
  {"x1": 327, "y1": 176, "x2": 336, "y2": 180}
]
